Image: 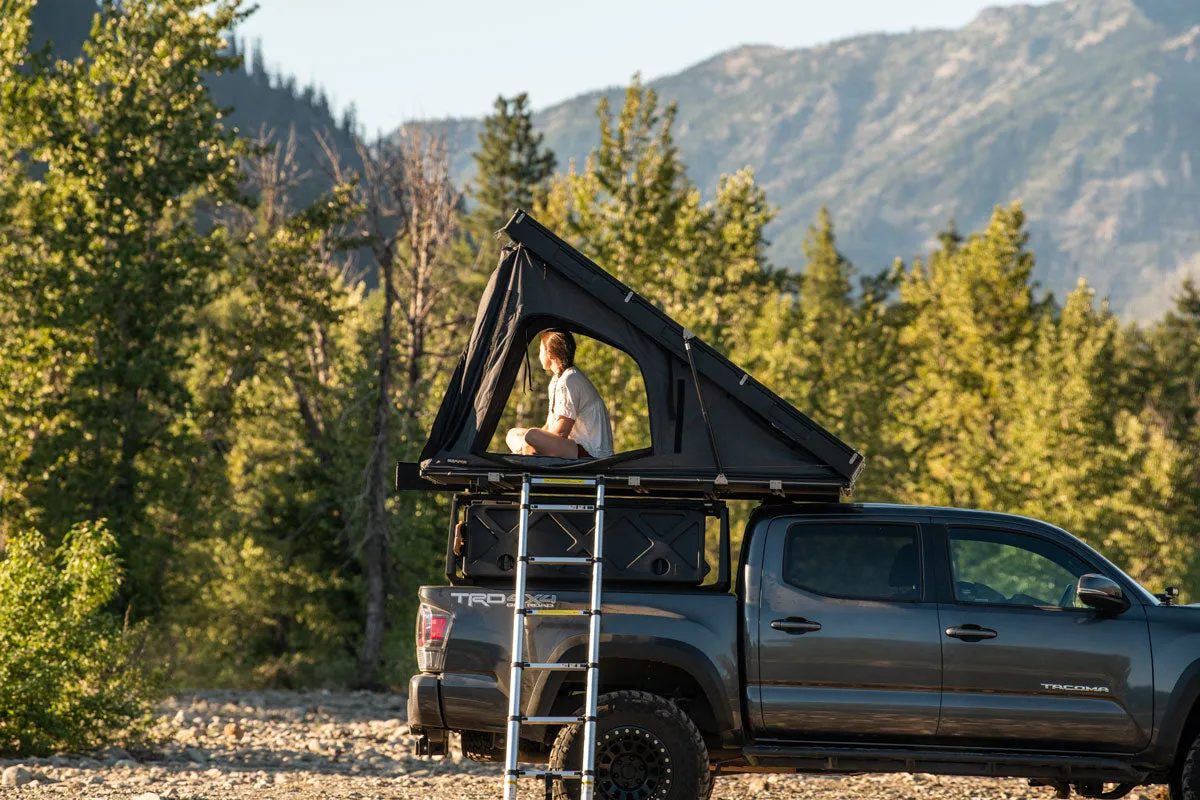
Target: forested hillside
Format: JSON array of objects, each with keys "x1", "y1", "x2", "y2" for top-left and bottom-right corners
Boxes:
[
  {"x1": 31, "y1": 0, "x2": 359, "y2": 212},
  {"x1": 433, "y1": 0, "x2": 1200, "y2": 318}
]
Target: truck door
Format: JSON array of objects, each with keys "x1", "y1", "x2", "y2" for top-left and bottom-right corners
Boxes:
[
  {"x1": 754, "y1": 517, "x2": 943, "y2": 739},
  {"x1": 934, "y1": 525, "x2": 1153, "y2": 752}
]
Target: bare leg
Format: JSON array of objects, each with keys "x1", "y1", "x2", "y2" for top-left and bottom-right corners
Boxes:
[
  {"x1": 506, "y1": 428, "x2": 528, "y2": 454},
  {"x1": 523, "y1": 428, "x2": 581, "y2": 458}
]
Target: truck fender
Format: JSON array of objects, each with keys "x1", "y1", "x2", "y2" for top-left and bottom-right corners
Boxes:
[
  {"x1": 529, "y1": 637, "x2": 742, "y2": 747},
  {"x1": 1153, "y1": 659, "x2": 1200, "y2": 761}
]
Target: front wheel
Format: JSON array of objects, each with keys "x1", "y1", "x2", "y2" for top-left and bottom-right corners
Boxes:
[
  {"x1": 549, "y1": 690, "x2": 711, "y2": 800},
  {"x1": 1173, "y1": 729, "x2": 1200, "y2": 800}
]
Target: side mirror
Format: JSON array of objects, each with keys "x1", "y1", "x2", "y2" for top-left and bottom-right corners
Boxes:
[{"x1": 1077, "y1": 574, "x2": 1130, "y2": 614}]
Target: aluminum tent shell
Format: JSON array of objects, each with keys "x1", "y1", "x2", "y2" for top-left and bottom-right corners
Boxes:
[{"x1": 410, "y1": 210, "x2": 865, "y2": 501}]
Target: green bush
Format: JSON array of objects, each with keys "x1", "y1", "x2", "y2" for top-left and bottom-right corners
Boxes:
[{"x1": 0, "y1": 522, "x2": 155, "y2": 756}]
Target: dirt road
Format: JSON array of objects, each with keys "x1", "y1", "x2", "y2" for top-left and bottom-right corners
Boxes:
[{"x1": 0, "y1": 691, "x2": 1168, "y2": 799}]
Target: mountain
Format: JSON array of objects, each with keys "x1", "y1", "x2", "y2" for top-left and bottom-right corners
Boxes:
[
  {"x1": 30, "y1": 0, "x2": 96, "y2": 56},
  {"x1": 431, "y1": 0, "x2": 1200, "y2": 318},
  {"x1": 30, "y1": 1, "x2": 359, "y2": 214}
]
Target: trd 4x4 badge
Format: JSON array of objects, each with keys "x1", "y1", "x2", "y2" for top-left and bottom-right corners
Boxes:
[{"x1": 449, "y1": 592, "x2": 557, "y2": 609}]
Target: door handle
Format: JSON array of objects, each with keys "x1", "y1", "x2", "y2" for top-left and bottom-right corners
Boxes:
[
  {"x1": 770, "y1": 618, "x2": 822, "y2": 634},
  {"x1": 945, "y1": 624, "x2": 998, "y2": 641}
]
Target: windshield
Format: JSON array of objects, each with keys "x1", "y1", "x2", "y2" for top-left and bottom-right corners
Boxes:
[
  {"x1": 1047, "y1": 522, "x2": 1161, "y2": 606},
  {"x1": 1110, "y1": 562, "x2": 1162, "y2": 605}
]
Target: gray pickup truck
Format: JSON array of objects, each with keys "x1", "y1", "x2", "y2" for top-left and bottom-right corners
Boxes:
[{"x1": 409, "y1": 501, "x2": 1200, "y2": 800}]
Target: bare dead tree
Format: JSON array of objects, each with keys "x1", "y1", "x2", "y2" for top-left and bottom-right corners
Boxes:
[
  {"x1": 394, "y1": 127, "x2": 462, "y2": 398},
  {"x1": 317, "y1": 124, "x2": 461, "y2": 688},
  {"x1": 356, "y1": 143, "x2": 401, "y2": 689}
]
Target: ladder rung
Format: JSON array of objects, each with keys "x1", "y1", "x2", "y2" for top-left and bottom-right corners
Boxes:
[
  {"x1": 530, "y1": 503, "x2": 595, "y2": 512},
  {"x1": 529, "y1": 477, "x2": 597, "y2": 486},
  {"x1": 525, "y1": 555, "x2": 594, "y2": 565},
  {"x1": 525, "y1": 609, "x2": 592, "y2": 616},
  {"x1": 519, "y1": 715, "x2": 587, "y2": 725},
  {"x1": 514, "y1": 769, "x2": 584, "y2": 779},
  {"x1": 520, "y1": 662, "x2": 591, "y2": 670}
]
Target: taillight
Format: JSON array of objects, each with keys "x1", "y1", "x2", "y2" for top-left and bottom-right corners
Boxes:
[
  {"x1": 417, "y1": 605, "x2": 449, "y2": 647},
  {"x1": 416, "y1": 605, "x2": 451, "y2": 671}
]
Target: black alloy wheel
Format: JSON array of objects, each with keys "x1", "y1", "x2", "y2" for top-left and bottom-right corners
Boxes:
[
  {"x1": 549, "y1": 690, "x2": 710, "y2": 800},
  {"x1": 595, "y1": 725, "x2": 670, "y2": 800}
]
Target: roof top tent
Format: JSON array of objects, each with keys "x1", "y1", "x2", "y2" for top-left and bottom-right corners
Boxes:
[{"x1": 399, "y1": 209, "x2": 865, "y2": 502}]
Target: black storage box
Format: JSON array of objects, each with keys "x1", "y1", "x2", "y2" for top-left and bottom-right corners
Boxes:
[{"x1": 458, "y1": 498, "x2": 716, "y2": 584}]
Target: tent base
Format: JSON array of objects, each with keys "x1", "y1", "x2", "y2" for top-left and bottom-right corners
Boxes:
[{"x1": 403, "y1": 461, "x2": 849, "y2": 503}]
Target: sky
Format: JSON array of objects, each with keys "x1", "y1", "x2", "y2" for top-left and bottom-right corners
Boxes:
[{"x1": 236, "y1": 0, "x2": 1055, "y2": 136}]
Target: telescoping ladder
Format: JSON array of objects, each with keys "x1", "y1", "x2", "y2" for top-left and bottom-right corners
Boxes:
[{"x1": 503, "y1": 475, "x2": 605, "y2": 800}]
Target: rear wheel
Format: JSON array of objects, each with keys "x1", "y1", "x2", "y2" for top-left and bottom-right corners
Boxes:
[
  {"x1": 549, "y1": 690, "x2": 710, "y2": 800},
  {"x1": 1172, "y1": 729, "x2": 1200, "y2": 800}
]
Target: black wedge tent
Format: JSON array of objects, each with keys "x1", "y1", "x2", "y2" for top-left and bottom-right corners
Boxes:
[{"x1": 403, "y1": 210, "x2": 865, "y2": 501}]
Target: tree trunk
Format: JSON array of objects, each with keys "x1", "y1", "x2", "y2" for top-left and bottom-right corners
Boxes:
[{"x1": 356, "y1": 254, "x2": 396, "y2": 689}]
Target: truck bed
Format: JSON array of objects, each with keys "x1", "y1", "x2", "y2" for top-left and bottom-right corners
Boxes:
[{"x1": 414, "y1": 584, "x2": 743, "y2": 746}]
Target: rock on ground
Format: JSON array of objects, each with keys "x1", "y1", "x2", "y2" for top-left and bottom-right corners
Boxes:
[{"x1": 0, "y1": 691, "x2": 1175, "y2": 799}]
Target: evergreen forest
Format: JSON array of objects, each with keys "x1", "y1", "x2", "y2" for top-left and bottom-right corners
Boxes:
[{"x1": 2, "y1": 0, "x2": 1199, "y2": 756}]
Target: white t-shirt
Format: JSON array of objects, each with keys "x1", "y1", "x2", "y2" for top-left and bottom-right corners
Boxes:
[{"x1": 547, "y1": 366, "x2": 614, "y2": 459}]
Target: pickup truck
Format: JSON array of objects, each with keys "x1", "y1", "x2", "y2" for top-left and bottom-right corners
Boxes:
[{"x1": 408, "y1": 501, "x2": 1200, "y2": 800}]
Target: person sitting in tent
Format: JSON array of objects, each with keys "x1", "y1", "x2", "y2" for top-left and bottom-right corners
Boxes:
[{"x1": 506, "y1": 330, "x2": 614, "y2": 460}]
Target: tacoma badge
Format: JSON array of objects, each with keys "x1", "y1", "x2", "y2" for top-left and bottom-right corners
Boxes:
[{"x1": 1041, "y1": 683, "x2": 1110, "y2": 693}]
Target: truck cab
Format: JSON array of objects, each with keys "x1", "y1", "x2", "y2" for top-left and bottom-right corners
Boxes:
[{"x1": 745, "y1": 504, "x2": 1157, "y2": 753}]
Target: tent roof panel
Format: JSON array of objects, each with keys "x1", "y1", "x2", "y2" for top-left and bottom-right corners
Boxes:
[{"x1": 409, "y1": 210, "x2": 865, "y2": 501}]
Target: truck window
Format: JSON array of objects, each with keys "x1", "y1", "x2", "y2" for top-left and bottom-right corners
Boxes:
[
  {"x1": 949, "y1": 527, "x2": 1093, "y2": 608},
  {"x1": 783, "y1": 523, "x2": 922, "y2": 601}
]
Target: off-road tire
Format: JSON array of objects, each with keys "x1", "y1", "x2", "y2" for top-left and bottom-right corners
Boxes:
[
  {"x1": 548, "y1": 690, "x2": 711, "y2": 800},
  {"x1": 1172, "y1": 730, "x2": 1200, "y2": 800}
]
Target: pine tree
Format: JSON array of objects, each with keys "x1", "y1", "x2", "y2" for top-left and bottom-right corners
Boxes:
[
  {"x1": 341, "y1": 102, "x2": 359, "y2": 138},
  {"x1": 531, "y1": 77, "x2": 783, "y2": 454},
  {"x1": 250, "y1": 37, "x2": 267, "y2": 79},
  {"x1": 742, "y1": 208, "x2": 904, "y2": 496},
  {"x1": 1007, "y1": 282, "x2": 1123, "y2": 525},
  {"x1": 469, "y1": 93, "x2": 556, "y2": 238},
  {"x1": 540, "y1": 77, "x2": 691, "y2": 294},
  {"x1": 890, "y1": 203, "x2": 1040, "y2": 509},
  {"x1": 1009, "y1": 283, "x2": 1197, "y2": 595},
  {"x1": 1125, "y1": 279, "x2": 1200, "y2": 597},
  {"x1": 1142, "y1": 278, "x2": 1200, "y2": 436}
]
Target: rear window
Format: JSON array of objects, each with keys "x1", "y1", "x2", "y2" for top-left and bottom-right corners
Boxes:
[{"x1": 783, "y1": 522, "x2": 922, "y2": 601}]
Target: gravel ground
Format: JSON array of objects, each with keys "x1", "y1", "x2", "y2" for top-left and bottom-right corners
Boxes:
[{"x1": 0, "y1": 691, "x2": 1172, "y2": 800}]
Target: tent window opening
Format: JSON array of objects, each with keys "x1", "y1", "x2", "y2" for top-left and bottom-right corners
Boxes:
[{"x1": 489, "y1": 332, "x2": 652, "y2": 459}]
